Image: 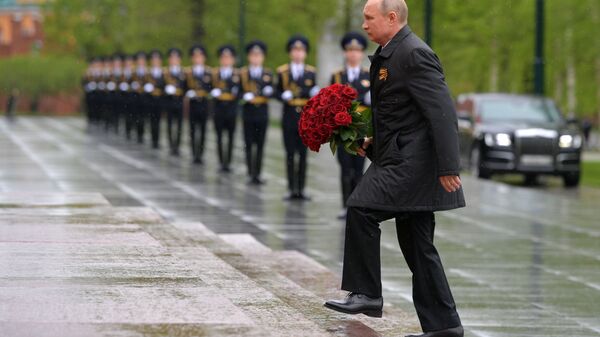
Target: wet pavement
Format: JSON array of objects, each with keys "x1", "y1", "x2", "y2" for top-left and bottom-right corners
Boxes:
[{"x1": 1, "y1": 116, "x2": 599, "y2": 337}]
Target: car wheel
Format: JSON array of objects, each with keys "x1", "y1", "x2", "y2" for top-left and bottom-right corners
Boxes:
[
  {"x1": 470, "y1": 146, "x2": 492, "y2": 179},
  {"x1": 563, "y1": 172, "x2": 580, "y2": 188}
]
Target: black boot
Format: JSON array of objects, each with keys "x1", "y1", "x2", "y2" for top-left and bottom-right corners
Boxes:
[{"x1": 324, "y1": 293, "x2": 383, "y2": 318}]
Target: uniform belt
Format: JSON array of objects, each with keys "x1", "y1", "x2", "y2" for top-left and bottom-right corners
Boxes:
[
  {"x1": 248, "y1": 96, "x2": 269, "y2": 105},
  {"x1": 194, "y1": 90, "x2": 208, "y2": 98},
  {"x1": 288, "y1": 98, "x2": 309, "y2": 107},
  {"x1": 217, "y1": 93, "x2": 237, "y2": 101}
]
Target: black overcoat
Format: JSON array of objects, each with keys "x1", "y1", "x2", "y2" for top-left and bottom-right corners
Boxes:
[{"x1": 347, "y1": 26, "x2": 466, "y2": 212}]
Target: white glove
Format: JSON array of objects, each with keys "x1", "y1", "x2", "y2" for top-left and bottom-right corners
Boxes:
[
  {"x1": 165, "y1": 84, "x2": 176, "y2": 95},
  {"x1": 262, "y1": 85, "x2": 274, "y2": 97},
  {"x1": 243, "y1": 92, "x2": 255, "y2": 102},
  {"x1": 107, "y1": 81, "x2": 116, "y2": 91},
  {"x1": 211, "y1": 88, "x2": 222, "y2": 98},
  {"x1": 185, "y1": 90, "x2": 196, "y2": 98},
  {"x1": 86, "y1": 82, "x2": 97, "y2": 92},
  {"x1": 364, "y1": 90, "x2": 371, "y2": 106},
  {"x1": 98, "y1": 82, "x2": 106, "y2": 90},
  {"x1": 143, "y1": 83, "x2": 154, "y2": 93},
  {"x1": 119, "y1": 82, "x2": 129, "y2": 92},
  {"x1": 131, "y1": 81, "x2": 140, "y2": 91},
  {"x1": 281, "y1": 90, "x2": 293, "y2": 101},
  {"x1": 309, "y1": 86, "x2": 320, "y2": 98}
]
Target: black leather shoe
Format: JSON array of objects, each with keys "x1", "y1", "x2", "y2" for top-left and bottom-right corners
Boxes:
[
  {"x1": 324, "y1": 293, "x2": 383, "y2": 318},
  {"x1": 296, "y1": 192, "x2": 311, "y2": 201},
  {"x1": 406, "y1": 326, "x2": 464, "y2": 337},
  {"x1": 283, "y1": 192, "x2": 296, "y2": 201}
]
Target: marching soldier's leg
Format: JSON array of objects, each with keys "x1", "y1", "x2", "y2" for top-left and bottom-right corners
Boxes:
[
  {"x1": 214, "y1": 108, "x2": 225, "y2": 169},
  {"x1": 297, "y1": 145, "x2": 308, "y2": 197},
  {"x1": 174, "y1": 101, "x2": 183, "y2": 156},
  {"x1": 242, "y1": 108, "x2": 254, "y2": 178},
  {"x1": 150, "y1": 98, "x2": 161, "y2": 149},
  {"x1": 189, "y1": 102, "x2": 199, "y2": 161},
  {"x1": 225, "y1": 108, "x2": 236, "y2": 170},
  {"x1": 198, "y1": 107, "x2": 207, "y2": 163},
  {"x1": 396, "y1": 213, "x2": 462, "y2": 332},
  {"x1": 282, "y1": 108, "x2": 296, "y2": 195},
  {"x1": 254, "y1": 108, "x2": 268, "y2": 181},
  {"x1": 136, "y1": 98, "x2": 145, "y2": 144}
]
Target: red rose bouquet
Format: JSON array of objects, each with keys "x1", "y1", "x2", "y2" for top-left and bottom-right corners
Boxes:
[{"x1": 298, "y1": 83, "x2": 372, "y2": 155}]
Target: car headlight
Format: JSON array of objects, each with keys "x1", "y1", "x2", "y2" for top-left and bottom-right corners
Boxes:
[
  {"x1": 484, "y1": 133, "x2": 512, "y2": 147},
  {"x1": 559, "y1": 134, "x2": 582, "y2": 148}
]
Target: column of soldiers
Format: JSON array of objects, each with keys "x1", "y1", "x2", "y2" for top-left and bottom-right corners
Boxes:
[{"x1": 82, "y1": 32, "x2": 371, "y2": 214}]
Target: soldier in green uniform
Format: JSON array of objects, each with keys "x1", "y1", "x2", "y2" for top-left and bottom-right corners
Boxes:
[
  {"x1": 240, "y1": 40, "x2": 273, "y2": 185},
  {"x1": 331, "y1": 32, "x2": 371, "y2": 218},
  {"x1": 164, "y1": 48, "x2": 187, "y2": 156},
  {"x1": 144, "y1": 50, "x2": 165, "y2": 149},
  {"x1": 211, "y1": 45, "x2": 241, "y2": 173},
  {"x1": 185, "y1": 44, "x2": 213, "y2": 164},
  {"x1": 276, "y1": 35, "x2": 320, "y2": 200}
]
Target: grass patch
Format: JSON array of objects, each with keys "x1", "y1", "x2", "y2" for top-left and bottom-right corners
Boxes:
[{"x1": 582, "y1": 161, "x2": 600, "y2": 188}]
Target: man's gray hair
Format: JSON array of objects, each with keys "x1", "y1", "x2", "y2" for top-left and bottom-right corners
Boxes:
[{"x1": 380, "y1": 0, "x2": 408, "y2": 23}]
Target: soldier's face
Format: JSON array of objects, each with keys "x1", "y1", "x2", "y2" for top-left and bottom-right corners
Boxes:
[
  {"x1": 192, "y1": 52, "x2": 206, "y2": 65},
  {"x1": 113, "y1": 60, "x2": 122, "y2": 69},
  {"x1": 151, "y1": 57, "x2": 162, "y2": 68},
  {"x1": 289, "y1": 47, "x2": 306, "y2": 63},
  {"x1": 344, "y1": 49, "x2": 364, "y2": 66},
  {"x1": 220, "y1": 54, "x2": 235, "y2": 67},
  {"x1": 124, "y1": 59, "x2": 134, "y2": 69},
  {"x1": 168, "y1": 55, "x2": 181, "y2": 66},
  {"x1": 247, "y1": 50, "x2": 264, "y2": 66}
]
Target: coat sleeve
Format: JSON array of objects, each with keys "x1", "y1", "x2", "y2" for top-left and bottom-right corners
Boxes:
[{"x1": 406, "y1": 48, "x2": 461, "y2": 177}]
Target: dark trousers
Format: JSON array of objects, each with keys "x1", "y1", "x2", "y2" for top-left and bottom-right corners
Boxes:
[
  {"x1": 337, "y1": 150, "x2": 365, "y2": 208},
  {"x1": 243, "y1": 104, "x2": 268, "y2": 179},
  {"x1": 124, "y1": 94, "x2": 137, "y2": 140},
  {"x1": 165, "y1": 96, "x2": 183, "y2": 155},
  {"x1": 189, "y1": 99, "x2": 209, "y2": 162},
  {"x1": 342, "y1": 207, "x2": 461, "y2": 332},
  {"x1": 214, "y1": 101, "x2": 238, "y2": 170},
  {"x1": 135, "y1": 96, "x2": 147, "y2": 144},
  {"x1": 148, "y1": 96, "x2": 163, "y2": 149},
  {"x1": 282, "y1": 105, "x2": 307, "y2": 193}
]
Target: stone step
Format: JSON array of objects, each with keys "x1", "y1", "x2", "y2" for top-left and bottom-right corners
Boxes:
[
  {"x1": 219, "y1": 233, "x2": 420, "y2": 336},
  {"x1": 168, "y1": 222, "x2": 419, "y2": 336}
]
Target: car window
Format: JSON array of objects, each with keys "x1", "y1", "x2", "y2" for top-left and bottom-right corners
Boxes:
[{"x1": 478, "y1": 99, "x2": 562, "y2": 123}]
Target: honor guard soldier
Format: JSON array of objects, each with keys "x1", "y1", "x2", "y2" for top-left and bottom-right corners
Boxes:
[
  {"x1": 164, "y1": 48, "x2": 187, "y2": 156},
  {"x1": 108, "y1": 53, "x2": 124, "y2": 133},
  {"x1": 131, "y1": 51, "x2": 148, "y2": 144},
  {"x1": 332, "y1": 32, "x2": 371, "y2": 218},
  {"x1": 211, "y1": 45, "x2": 241, "y2": 173},
  {"x1": 120, "y1": 54, "x2": 135, "y2": 140},
  {"x1": 144, "y1": 49, "x2": 166, "y2": 149},
  {"x1": 82, "y1": 57, "x2": 102, "y2": 128},
  {"x1": 185, "y1": 44, "x2": 213, "y2": 164},
  {"x1": 277, "y1": 35, "x2": 320, "y2": 200},
  {"x1": 99, "y1": 56, "x2": 112, "y2": 131},
  {"x1": 240, "y1": 40, "x2": 273, "y2": 185}
]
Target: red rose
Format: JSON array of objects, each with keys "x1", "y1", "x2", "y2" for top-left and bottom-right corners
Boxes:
[
  {"x1": 341, "y1": 86, "x2": 358, "y2": 100},
  {"x1": 334, "y1": 112, "x2": 353, "y2": 126},
  {"x1": 331, "y1": 104, "x2": 347, "y2": 114}
]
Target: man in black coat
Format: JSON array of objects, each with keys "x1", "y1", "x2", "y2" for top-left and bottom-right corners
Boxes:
[
  {"x1": 325, "y1": 1, "x2": 465, "y2": 337},
  {"x1": 331, "y1": 32, "x2": 371, "y2": 219}
]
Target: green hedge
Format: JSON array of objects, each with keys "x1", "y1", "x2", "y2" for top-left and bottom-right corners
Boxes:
[{"x1": 0, "y1": 55, "x2": 85, "y2": 98}]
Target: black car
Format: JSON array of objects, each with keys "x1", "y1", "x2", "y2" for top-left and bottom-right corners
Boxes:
[{"x1": 456, "y1": 93, "x2": 582, "y2": 187}]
